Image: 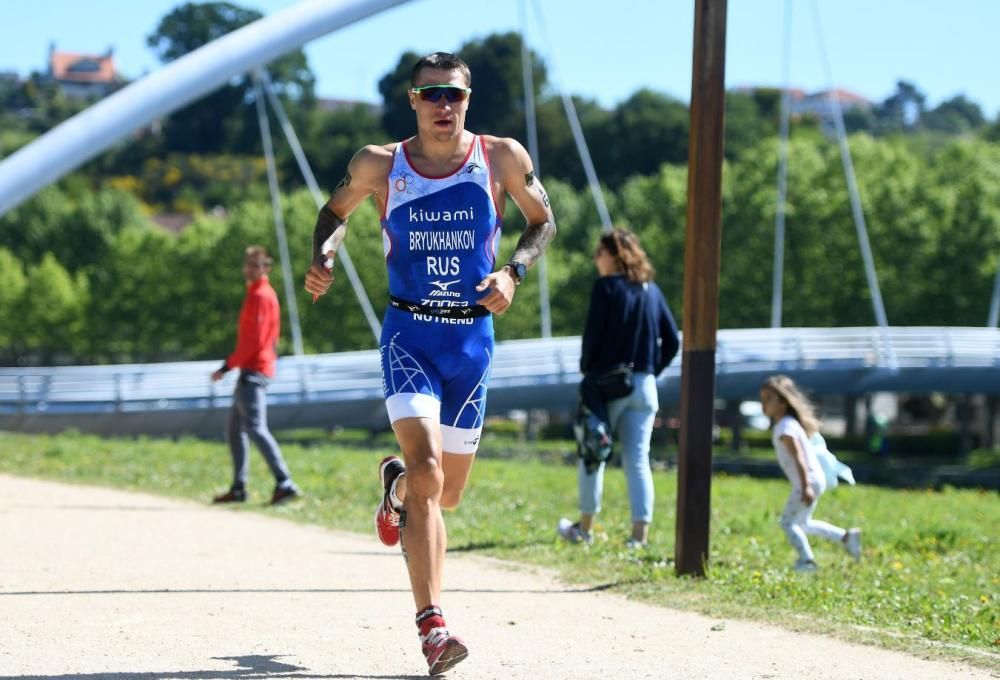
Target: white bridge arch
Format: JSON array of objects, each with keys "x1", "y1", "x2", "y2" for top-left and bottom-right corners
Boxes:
[{"x1": 0, "y1": 0, "x2": 411, "y2": 216}]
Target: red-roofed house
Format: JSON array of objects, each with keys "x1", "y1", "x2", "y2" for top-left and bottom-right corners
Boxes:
[
  {"x1": 792, "y1": 88, "x2": 873, "y2": 118},
  {"x1": 48, "y1": 43, "x2": 120, "y2": 99}
]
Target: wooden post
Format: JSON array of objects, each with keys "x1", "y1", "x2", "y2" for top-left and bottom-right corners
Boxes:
[{"x1": 675, "y1": 0, "x2": 728, "y2": 578}]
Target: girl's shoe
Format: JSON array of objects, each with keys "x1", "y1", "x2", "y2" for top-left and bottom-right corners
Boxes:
[
  {"x1": 557, "y1": 518, "x2": 593, "y2": 545},
  {"x1": 793, "y1": 559, "x2": 818, "y2": 572},
  {"x1": 844, "y1": 528, "x2": 862, "y2": 561}
]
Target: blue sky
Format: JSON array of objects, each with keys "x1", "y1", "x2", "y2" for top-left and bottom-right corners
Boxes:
[{"x1": 3, "y1": 0, "x2": 998, "y2": 117}]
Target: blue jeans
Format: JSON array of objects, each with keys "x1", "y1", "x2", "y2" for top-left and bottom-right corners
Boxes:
[{"x1": 577, "y1": 372, "x2": 658, "y2": 523}]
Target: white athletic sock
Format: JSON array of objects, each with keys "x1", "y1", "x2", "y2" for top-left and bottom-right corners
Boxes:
[{"x1": 389, "y1": 473, "x2": 405, "y2": 510}]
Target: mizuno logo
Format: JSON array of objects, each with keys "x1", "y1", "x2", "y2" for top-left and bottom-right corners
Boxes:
[
  {"x1": 430, "y1": 279, "x2": 460, "y2": 291},
  {"x1": 428, "y1": 279, "x2": 462, "y2": 298}
]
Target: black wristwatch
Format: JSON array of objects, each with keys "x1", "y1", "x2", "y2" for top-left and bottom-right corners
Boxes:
[{"x1": 505, "y1": 261, "x2": 526, "y2": 286}]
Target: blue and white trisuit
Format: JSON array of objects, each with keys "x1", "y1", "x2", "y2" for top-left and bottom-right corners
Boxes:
[{"x1": 379, "y1": 135, "x2": 503, "y2": 454}]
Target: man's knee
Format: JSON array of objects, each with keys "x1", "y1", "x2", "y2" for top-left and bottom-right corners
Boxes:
[
  {"x1": 440, "y1": 486, "x2": 465, "y2": 510},
  {"x1": 405, "y1": 456, "x2": 444, "y2": 500}
]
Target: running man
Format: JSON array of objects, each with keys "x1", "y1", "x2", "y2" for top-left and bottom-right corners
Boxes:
[{"x1": 303, "y1": 52, "x2": 555, "y2": 676}]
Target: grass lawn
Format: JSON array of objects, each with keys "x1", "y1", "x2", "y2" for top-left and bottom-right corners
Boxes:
[{"x1": 0, "y1": 430, "x2": 997, "y2": 667}]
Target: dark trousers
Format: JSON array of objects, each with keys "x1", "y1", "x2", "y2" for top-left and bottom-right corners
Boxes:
[{"x1": 226, "y1": 371, "x2": 291, "y2": 487}]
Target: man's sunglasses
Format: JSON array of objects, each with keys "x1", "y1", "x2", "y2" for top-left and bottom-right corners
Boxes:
[{"x1": 410, "y1": 85, "x2": 472, "y2": 103}]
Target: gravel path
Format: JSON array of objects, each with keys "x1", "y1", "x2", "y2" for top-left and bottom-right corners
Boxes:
[{"x1": 0, "y1": 474, "x2": 994, "y2": 679}]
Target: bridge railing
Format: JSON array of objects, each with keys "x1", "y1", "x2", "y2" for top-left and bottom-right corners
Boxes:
[{"x1": 1, "y1": 327, "x2": 997, "y2": 417}]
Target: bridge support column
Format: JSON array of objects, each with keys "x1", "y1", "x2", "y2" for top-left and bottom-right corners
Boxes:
[
  {"x1": 845, "y1": 394, "x2": 858, "y2": 438},
  {"x1": 727, "y1": 400, "x2": 743, "y2": 452},
  {"x1": 987, "y1": 396, "x2": 997, "y2": 450},
  {"x1": 957, "y1": 395, "x2": 974, "y2": 458}
]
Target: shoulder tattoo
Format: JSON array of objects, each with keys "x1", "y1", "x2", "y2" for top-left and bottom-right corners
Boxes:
[{"x1": 335, "y1": 170, "x2": 352, "y2": 192}]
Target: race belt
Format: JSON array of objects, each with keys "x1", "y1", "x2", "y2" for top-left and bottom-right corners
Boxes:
[{"x1": 389, "y1": 296, "x2": 490, "y2": 319}]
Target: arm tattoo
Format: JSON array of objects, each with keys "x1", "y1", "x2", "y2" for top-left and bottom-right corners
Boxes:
[
  {"x1": 312, "y1": 204, "x2": 345, "y2": 260},
  {"x1": 534, "y1": 183, "x2": 550, "y2": 207},
  {"x1": 511, "y1": 219, "x2": 556, "y2": 268},
  {"x1": 525, "y1": 171, "x2": 535, "y2": 187}
]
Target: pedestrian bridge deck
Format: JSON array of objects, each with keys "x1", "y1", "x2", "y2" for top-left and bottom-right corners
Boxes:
[{"x1": 1, "y1": 327, "x2": 997, "y2": 436}]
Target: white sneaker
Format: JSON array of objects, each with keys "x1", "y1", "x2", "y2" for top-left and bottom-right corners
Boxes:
[
  {"x1": 793, "y1": 559, "x2": 818, "y2": 572},
  {"x1": 844, "y1": 528, "x2": 862, "y2": 562},
  {"x1": 625, "y1": 538, "x2": 647, "y2": 550},
  {"x1": 557, "y1": 518, "x2": 593, "y2": 545}
]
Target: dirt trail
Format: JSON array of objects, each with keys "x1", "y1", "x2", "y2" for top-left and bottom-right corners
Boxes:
[{"x1": 0, "y1": 474, "x2": 994, "y2": 679}]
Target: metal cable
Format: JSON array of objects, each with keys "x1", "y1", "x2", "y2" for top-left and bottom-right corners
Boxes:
[
  {"x1": 252, "y1": 73, "x2": 305, "y2": 357},
  {"x1": 257, "y1": 69, "x2": 382, "y2": 344}
]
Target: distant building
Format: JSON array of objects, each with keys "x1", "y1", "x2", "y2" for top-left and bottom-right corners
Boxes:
[
  {"x1": 792, "y1": 88, "x2": 873, "y2": 118},
  {"x1": 48, "y1": 43, "x2": 121, "y2": 99},
  {"x1": 150, "y1": 213, "x2": 195, "y2": 234},
  {"x1": 0, "y1": 71, "x2": 19, "y2": 86},
  {"x1": 734, "y1": 86, "x2": 873, "y2": 118}
]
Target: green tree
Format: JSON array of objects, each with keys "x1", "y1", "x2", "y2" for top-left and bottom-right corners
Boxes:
[
  {"x1": 593, "y1": 89, "x2": 689, "y2": 187},
  {"x1": 147, "y1": 1, "x2": 315, "y2": 154},
  {"x1": 910, "y1": 140, "x2": 1000, "y2": 325},
  {"x1": 842, "y1": 105, "x2": 876, "y2": 134},
  {"x1": 0, "y1": 248, "x2": 27, "y2": 362},
  {"x1": 0, "y1": 186, "x2": 147, "y2": 271},
  {"x1": 725, "y1": 91, "x2": 772, "y2": 161},
  {"x1": 875, "y1": 80, "x2": 927, "y2": 134},
  {"x1": 458, "y1": 32, "x2": 547, "y2": 140},
  {"x1": 19, "y1": 253, "x2": 89, "y2": 363},
  {"x1": 617, "y1": 163, "x2": 689, "y2": 317},
  {"x1": 162, "y1": 207, "x2": 273, "y2": 359},
  {"x1": 534, "y1": 95, "x2": 610, "y2": 188},
  {"x1": 291, "y1": 103, "x2": 390, "y2": 194},
  {"x1": 377, "y1": 50, "x2": 422, "y2": 142},
  {"x1": 84, "y1": 227, "x2": 177, "y2": 361},
  {"x1": 923, "y1": 95, "x2": 985, "y2": 134},
  {"x1": 985, "y1": 113, "x2": 1000, "y2": 143}
]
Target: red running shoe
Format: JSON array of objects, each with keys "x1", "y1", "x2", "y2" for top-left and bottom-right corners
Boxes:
[
  {"x1": 374, "y1": 455, "x2": 405, "y2": 547},
  {"x1": 421, "y1": 627, "x2": 469, "y2": 676}
]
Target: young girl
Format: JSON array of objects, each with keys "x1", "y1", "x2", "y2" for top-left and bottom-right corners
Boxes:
[{"x1": 760, "y1": 375, "x2": 862, "y2": 571}]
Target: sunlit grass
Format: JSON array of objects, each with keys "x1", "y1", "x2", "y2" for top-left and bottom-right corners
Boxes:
[{"x1": 1, "y1": 430, "x2": 996, "y2": 661}]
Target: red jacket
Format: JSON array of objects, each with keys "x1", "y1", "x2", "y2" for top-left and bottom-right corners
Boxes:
[{"x1": 226, "y1": 276, "x2": 281, "y2": 377}]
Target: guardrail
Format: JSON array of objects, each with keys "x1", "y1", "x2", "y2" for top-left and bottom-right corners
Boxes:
[{"x1": 1, "y1": 327, "x2": 997, "y2": 436}]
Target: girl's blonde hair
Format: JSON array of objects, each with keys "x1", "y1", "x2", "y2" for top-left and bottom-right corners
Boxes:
[
  {"x1": 761, "y1": 374, "x2": 821, "y2": 437},
  {"x1": 599, "y1": 227, "x2": 655, "y2": 283}
]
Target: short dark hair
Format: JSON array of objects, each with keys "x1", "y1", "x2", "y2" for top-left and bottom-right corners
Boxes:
[
  {"x1": 410, "y1": 52, "x2": 471, "y2": 87},
  {"x1": 245, "y1": 245, "x2": 273, "y2": 266}
]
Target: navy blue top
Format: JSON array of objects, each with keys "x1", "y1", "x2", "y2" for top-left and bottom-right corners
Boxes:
[{"x1": 580, "y1": 274, "x2": 680, "y2": 376}]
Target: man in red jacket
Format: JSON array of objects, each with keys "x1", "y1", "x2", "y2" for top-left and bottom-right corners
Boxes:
[{"x1": 211, "y1": 245, "x2": 299, "y2": 505}]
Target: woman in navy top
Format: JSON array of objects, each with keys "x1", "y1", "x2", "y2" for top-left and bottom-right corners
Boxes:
[{"x1": 558, "y1": 228, "x2": 679, "y2": 548}]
